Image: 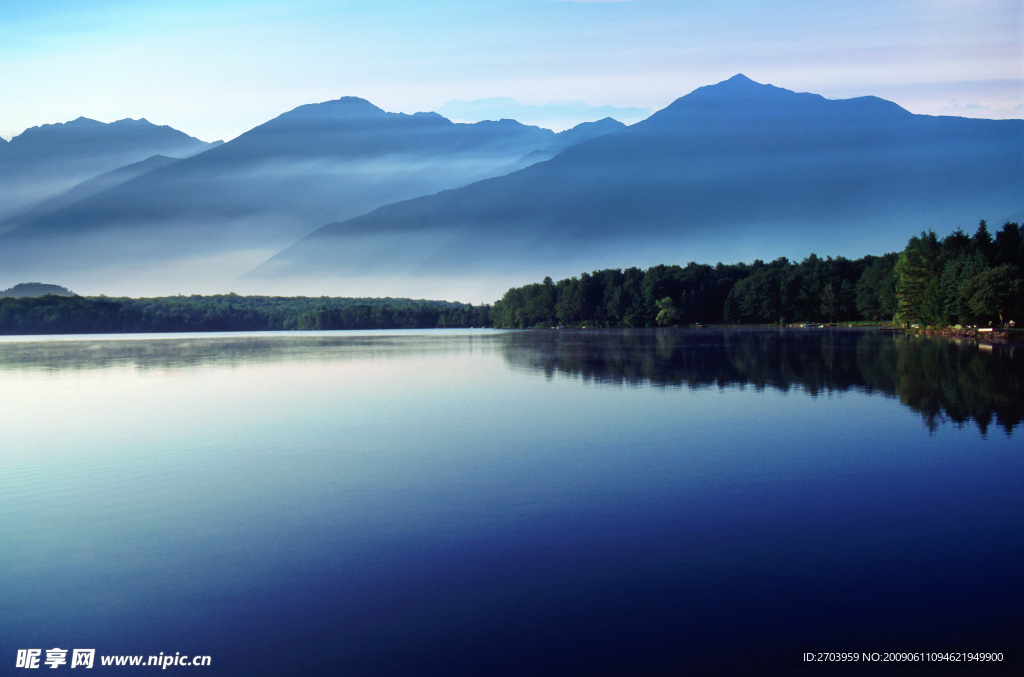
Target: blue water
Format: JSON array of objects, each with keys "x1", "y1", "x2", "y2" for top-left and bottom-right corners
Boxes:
[{"x1": 1, "y1": 329, "x2": 1020, "y2": 674}]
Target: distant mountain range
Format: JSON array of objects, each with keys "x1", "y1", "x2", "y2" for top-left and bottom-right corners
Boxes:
[
  {"x1": 249, "y1": 75, "x2": 1023, "y2": 299},
  {"x1": 0, "y1": 117, "x2": 217, "y2": 222},
  {"x1": 0, "y1": 99, "x2": 621, "y2": 294},
  {"x1": 0, "y1": 75, "x2": 1021, "y2": 301},
  {"x1": 7, "y1": 154, "x2": 182, "y2": 226}
]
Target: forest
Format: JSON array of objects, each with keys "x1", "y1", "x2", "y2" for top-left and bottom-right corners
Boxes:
[
  {"x1": 1, "y1": 220, "x2": 1021, "y2": 335},
  {"x1": 491, "y1": 221, "x2": 1024, "y2": 329},
  {"x1": 0, "y1": 294, "x2": 490, "y2": 335}
]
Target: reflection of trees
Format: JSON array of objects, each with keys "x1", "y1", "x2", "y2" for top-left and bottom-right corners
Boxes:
[
  {"x1": 885, "y1": 336, "x2": 1023, "y2": 434},
  {"x1": 4, "y1": 329, "x2": 1019, "y2": 435},
  {"x1": 0, "y1": 332, "x2": 492, "y2": 372},
  {"x1": 499, "y1": 329, "x2": 1024, "y2": 435}
]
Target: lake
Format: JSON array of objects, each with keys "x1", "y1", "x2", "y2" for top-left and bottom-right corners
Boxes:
[{"x1": 1, "y1": 328, "x2": 1021, "y2": 675}]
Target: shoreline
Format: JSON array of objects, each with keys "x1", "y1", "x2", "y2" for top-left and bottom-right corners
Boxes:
[{"x1": 913, "y1": 327, "x2": 1024, "y2": 344}]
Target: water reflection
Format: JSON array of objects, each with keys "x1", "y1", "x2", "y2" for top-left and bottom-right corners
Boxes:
[
  {"x1": 499, "y1": 329, "x2": 1024, "y2": 435},
  {"x1": 2, "y1": 328, "x2": 1020, "y2": 435},
  {"x1": 0, "y1": 330, "x2": 493, "y2": 371},
  {"x1": 2, "y1": 327, "x2": 1020, "y2": 675}
]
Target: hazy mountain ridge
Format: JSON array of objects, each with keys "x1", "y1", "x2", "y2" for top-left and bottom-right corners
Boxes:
[
  {"x1": 0, "y1": 117, "x2": 217, "y2": 221},
  {"x1": 0, "y1": 98, "x2": 624, "y2": 294},
  {"x1": 1, "y1": 75, "x2": 1020, "y2": 301},
  {"x1": 478, "y1": 117, "x2": 627, "y2": 178},
  {"x1": 248, "y1": 75, "x2": 1022, "y2": 300},
  {"x1": 2, "y1": 155, "x2": 181, "y2": 228},
  {"x1": 3, "y1": 117, "x2": 212, "y2": 159},
  {"x1": 437, "y1": 97, "x2": 651, "y2": 129},
  {"x1": 217, "y1": 97, "x2": 555, "y2": 159}
]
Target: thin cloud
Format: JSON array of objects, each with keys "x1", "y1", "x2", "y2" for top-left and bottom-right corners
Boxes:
[
  {"x1": 437, "y1": 98, "x2": 651, "y2": 130},
  {"x1": 941, "y1": 98, "x2": 1024, "y2": 119}
]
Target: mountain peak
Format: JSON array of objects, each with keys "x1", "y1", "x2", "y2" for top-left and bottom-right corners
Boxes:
[
  {"x1": 8, "y1": 116, "x2": 205, "y2": 149},
  {"x1": 693, "y1": 74, "x2": 800, "y2": 100},
  {"x1": 112, "y1": 117, "x2": 154, "y2": 127},
  {"x1": 235, "y1": 97, "x2": 403, "y2": 146},
  {"x1": 16, "y1": 117, "x2": 104, "y2": 136},
  {"x1": 725, "y1": 73, "x2": 756, "y2": 84},
  {"x1": 279, "y1": 97, "x2": 387, "y2": 123},
  {"x1": 639, "y1": 74, "x2": 915, "y2": 132}
]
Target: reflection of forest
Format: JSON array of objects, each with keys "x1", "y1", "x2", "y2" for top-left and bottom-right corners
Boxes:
[
  {"x1": 499, "y1": 328, "x2": 1024, "y2": 435},
  {"x1": 3, "y1": 329, "x2": 1019, "y2": 434},
  {"x1": 0, "y1": 333, "x2": 492, "y2": 372}
]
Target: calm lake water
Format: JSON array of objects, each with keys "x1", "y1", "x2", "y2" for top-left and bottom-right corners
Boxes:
[{"x1": 1, "y1": 328, "x2": 1021, "y2": 675}]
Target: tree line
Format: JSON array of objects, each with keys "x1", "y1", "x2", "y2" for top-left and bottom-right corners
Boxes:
[
  {"x1": 894, "y1": 221, "x2": 1023, "y2": 327},
  {"x1": 492, "y1": 221, "x2": 1024, "y2": 329},
  {"x1": 2, "y1": 220, "x2": 1020, "y2": 335},
  {"x1": 0, "y1": 294, "x2": 491, "y2": 335}
]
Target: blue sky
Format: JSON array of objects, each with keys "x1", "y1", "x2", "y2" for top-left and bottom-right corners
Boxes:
[{"x1": 1, "y1": 0, "x2": 1021, "y2": 141}]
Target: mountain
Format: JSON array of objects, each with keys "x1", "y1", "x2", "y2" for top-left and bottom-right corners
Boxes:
[
  {"x1": 0, "y1": 99, "x2": 618, "y2": 294},
  {"x1": 248, "y1": 75, "x2": 1023, "y2": 301},
  {"x1": 2, "y1": 155, "x2": 181, "y2": 228},
  {"x1": 0, "y1": 117, "x2": 216, "y2": 221},
  {"x1": 482, "y1": 117, "x2": 627, "y2": 177},
  {"x1": 0, "y1": 282, "x2": 75, "y2": 298},
  {"x1": 549, "y1": 117, "x2": 628, "y2": 150}
]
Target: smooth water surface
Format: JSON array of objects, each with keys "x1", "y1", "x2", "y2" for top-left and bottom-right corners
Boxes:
[{"x1": 1, "y1": 329, "x2": 1021, "y2": 675}]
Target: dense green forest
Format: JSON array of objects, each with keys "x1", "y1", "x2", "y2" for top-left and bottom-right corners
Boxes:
[
  {"x1": 2, "y1": 221, "x2": 1021, "y2": 335},
  {"x1": 492, "y1": 221, "x2": 1024, "y2": 329},
  {"x1": 0, "y1": 294, "x2": 490, "y2": 335}
]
